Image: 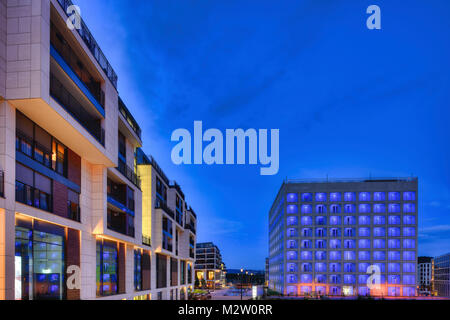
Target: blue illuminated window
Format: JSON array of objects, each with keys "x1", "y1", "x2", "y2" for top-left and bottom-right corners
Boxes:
[
  {"x1": 388, "y1": 227, "x2": 401, "y2": 237},
  {"x1": 388, "y1": 204, "x2": 400, "y2": 213},
  {"x1": 388, "y1": 251, "x2": 400, "y2": 260},
  {"x1": 301, "y1": 263, "x2": 312, "y2": 272},
  {"x1": 344, "y1": 204, "x2": 355, "y2": 213},
  {"x1": 329, "y1": 263, "x2": 341, "y2": 272},
  {"x1": 344, "y1": 192, "x2": 356, "y2": 201},
  {"x1": 315, "y1": 251, "x2": 326, "y2": 260},
  {"x1": 315, "y1": 240, "x2": 326, "y2": 249},
  {"x1": 315, "y1": 263, "x2": 327, "y2": 272},
  {"x1": 330, "y1": 192, "x2": 341, "y2": 202},
  {"x1": 330, "y1": 204, "x2": 341, "y2": 213},
  {"x1": 388, "y1": 192, "x2": 401, "y2": 201},
  {"x1": 344, "y1": 263, "x2": 356, "y2": 272},
  {"x1": 287, "y1": 274, "x2": 297, "y2": 283},
  {"x1": 344, "y1": 216, "x2": 356, "y2": 225},
  {"x1": 344, "y1": 228, "x2": 355, "y2": 237},
  {"x1": 374, "y1": 239, "x2": 385, "y2": 249},
  {"x1": 301, "y1": 251, "x2": 312, "y2": 260},
  {"x1": 301, "y1": 228, "x2": 312, "y2": 237},
  {"x1": 301, "y1": 286, "x2": 312, "y2": 294},
  {"x1": 373, "y1": 227, "x2": 385, "y2": 237},
  {"x1": 344, "y1": 240, "x2": 356, "y2": 249},
  {"x1": 403, "y1": 275, "x2": 415, "y2": 285},
  {"x1": 301, "y1": 240, "x2": 312, "y2": 248},
  {"x1": 359, "y1": 239, "x2": 370, "y2": 249},
  {"x1": 373, "y1": 204, "x2": 386, "y2": 213},
  {"x1": 344, "y1": 251, "x2": 356, "y2": 260},
  {"x1": 403, "y1": 203, "x2": 415, "y2": 213},
  {"x1": 300, "y1": 274, "x2": 312, "y2": 283},
  {"x1": 388, "y1": 239, "x2": 400, "y2": 249},
  {"x1": 358, "y1": 263, "x2": 370, "y2": 273},
  {"x1": 358, "y1": 251, "x2": 370, "y2": 260},
  {"x1": 287, "y1": 240, "x2": 297, "y2": 249},
  {"x1": 287, "y1": 228, "x2": 298, "y2": 237},
  {"x1": 287, "y1": 216, "x2": 298, "y2": 226},
  {"x1": 373, "y1": 192, "x2": 386, "y2": 201},
  {"x1": 301, "y1": 216, "x2": 312, "y2": 226},
  {"x1": 373, "y1": 251, "x2": 386, "y2": 261},
  {"x1": 301, "y1": 193, "x2": 313, "y2": 202},
  {"x1": 403, "y1": 227, "x2": 415, "y2": 237},
  {"x1": 329, "y1": 239, "x2": 341, "y2": 249},
  {"x1": 388, "y1": 215, "x2": 401, "y2": 225},
  {"x1": 359, "y1": 204, "x2": 371, "y2": 213},
  {"x1": 287, "y1": 263, "x2": 298, "y2": 272},
  {"x1": 316, "y1": 204, "x2": 326, "y2": 214},
  {"x1": 388, "y1": 287, "x2": 400, "y2": 296},
  {"x1": 330, "y1": 216, "x2": 341, "y2": 225},
  {"x1": 315, "y1": 274, "x2": 327, "y2": 283},
  {"x1": 373, "y1": 216, "x2": 386, "y2": 225},
  {"x1": 315, "y1": 193, "x2": 327, "y2": 202},
  {"x1": 287, "y1": 205, "x2": 298, "y2": 214},
  {"x1": 359, "y1": 228, "x2": 370, "y2": 237},
  {"x1": 359, "y1": 192, "x2": 371, "y2": 201},
  {"x1": 344, "y1": 275, "x2": 356, "y2": 284},
  {"x1": 388, "y1": 275, "x2": 401, "y2": 284},
  {"x1": 287, "y1": 286, "x2": 297, "y2": 295},
  {"x1": 388, "y1": 263, "x2": 400, "y2": 272},
  {"x1": 329, "y1": 251, "x2": 341, "y2": 260},
  {"x1": 287, "y1": 251, "x2": 297, "y2": 260},
  {"x1": 287, "y1": 193, "x2": 298, "y2": 203},
  {"x1": 315, "y1": 216, "x2": 326, "y2": 225},
  {"x1": 374, "y1": 263, "x2": 385, "y2": 272},
  {"x1": 330, "y1": 228, "x2": 341, "y2": 237},
  {"x1": 358, "y1": 275, "x2": 369, "y2": 284},
  {"x1": 358, "y1": 216, "x2": 370, "y2": 225},
  {"x1": 403, "y1": 263, "x2": 415, "y2": 273},
  {"x1": 403, "y1": 215, "x2": 416, "y2": 225},
  {"x1": 315, "y1": 228, "x2": 326, "y2": 237},
  {"x1": 403, "y1": 192, "x2": 416, "y2": 201},
  {"x1": 301, "y1": 205, "x2": 312, "y2": 214},
  {"x1": 403, "y1": 239, "x2": 415, "y2": 249}
]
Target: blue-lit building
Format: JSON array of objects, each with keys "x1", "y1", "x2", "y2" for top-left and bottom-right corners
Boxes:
[
  {"x1": 268, "y1": 178, "x2": 418, "y2": 297},
  {"x1": 434, "y1": 253, "x2": 450, "y2": 297}
]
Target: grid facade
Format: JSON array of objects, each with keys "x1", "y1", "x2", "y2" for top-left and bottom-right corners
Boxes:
[{"x1": 434, "y1": 253, "x2": 450, "y2": 297}]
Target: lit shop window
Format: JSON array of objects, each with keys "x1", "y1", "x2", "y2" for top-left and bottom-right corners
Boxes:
[
  {"x1": 373, "y1": 192, "x2": 386, "y2": 201},
  {"x1": 388, "y1": 287, "x2": 400, "y2": 297},
  {"x1": 388, "y1": 192, "x2": 401, "y2": 201},
  {"x1": 315, "y1": 228, "x2": 326, "y2": 237},
  {"x1": 344, "y1": 275, "x2": 356, "y2": 284},
  {"x1": 301, "y1": 216, "x2": 312, "y2": 226},
  {"x1": 388, "y1": 251, "x2": 401, "y2": 261},
  {"x1": 344, "y1": 192, "x2": 356, "y2": 201},
  {"x1": 330, "y1": 204, "x2": 341, "y2": 213},
  {"x1": 301, "y1": 205, "x2": 312, "y2": 214},
  {"x1": 287, "y1": 193, "x2": 298, "y2": 203},
  {"x1": 388, "y1": 263, "x2": 401, "y2": 273},
  {"x1": 403, "y1": 203, "x2": 416, "y2": 213},
  {"x1": 373, "y1": 227, "x2": 385, "y2": 237},
  {"x1": 359, "y1": 239, "x2": 370, "y2": 249},
  {"x1": 388, "y1": 239, "x2": 400, "y2": 249},
  {"x1": 316, "y1": 216, "x2": 326, "y2": 225},
  {"x1": 373, "y1": 251, "x2": 386, "y2": 261},
  {"x1": 403, "y1": 192, "x2": 416, "y2": 201},
  {"x1": 287, "y1": 205, "x2": 298, "y2": 214},
  {"x1": 373, "y1": 216, "x2": 386, "y2": 225},
  {"x1": 344, "y1": 216, "x2": 356, "y2": 225},
  {"x1": 359, "y1": 263, "x2": 370, "y2": 273},
  {"x1": 315, "y1": 251, "x2": 326, "y2": 260},
  {"x1": 388, "y1": 204, "x2": 401, "y2": 213},
  {"x1": 330, "y1": 192, "x2": 341, "y2": 202},
  {"x1": 315, "y1": 193, "x2": 327, "y2": 202},
  {"x1": 359, "y1": 228, "x2": 370, "y2": 237},
  {"x1": 301, "y1": 251, "x2": 312, "y2": 260},
  {"x1": 287, "y1": 216, "x2": 298, "y2": 226},
  {"x1": 359, "y1": 275, "x2": 369, "y2": 284},
  {"x1": 330, "y1": 239, "x2": 341, "y2": 249},
  {"x1": 301, "y1": 228, "x2": 312, "y2": 237},
  {"x1": 301, "y1": 193, "x2": 313, "y2": 202},
  {"x1": 388, "y1": 215, "x2": 401, "y2": 225},
  {"x1": 388, "y1": 227, "x2": 401, "y2": 237},
  {"x1": 403, "y1": 215, "x2": 416, "y2": 225},
  {"x1": 330, "y1": 216, "x2": 341, "y2": 225},
  {"x1": 403, "y1": 287, "x2": 416, "y2": 297},
  {"x1": 344, "y1": 204, "x2": 355, "y2": 214},
  {"x1": 301, "y1": 286, "x2": 312, "y2": 295},
  {"x1": 359, "y1": 204, "x2": 371, "y2": 214},
  {"x1": 287, "y1": 263, "x2": 298, "y2": 272},
  {"x1": 359, "y1": 192, "x2": 371, "y2": 201},
  {"x1": 374, "y1": 239, "x2": 385, "y2": 249},
  {"x1": 287, "y1": 251, "x2": 298, "y2": 260},
  {"x1": 403, "y1": 239, "x2": 415, "y2": 249},
  {"x1": 344, "y1": 228, "x2": 355, "y2": 237},
  {"x1": 301, "y1": 263, "x2": 312, "y2": 272},
  {"x1": 344, "y1": 240, "x2": 356, "y2": 249},
  {"x1": 329, "y1": 251, "x2": 341, "y2": 260},
  {"x1": 358, "y1": 216, "x2": 370, "y2": 225},
  {"x1": 316, "y1": 205, "x2": 327, "y2": 214},
  {"x1": 373, "y1": 204, "x2": 386, "y2": 213},
  {"x1": 344, "y1": 251, "x2": 356, "y2": 261},
  {"x1": 287, "y1": 286, "x2": 297, "y2": 295},
  {"x1": 403, "y1": 263, "x2": 415, "y2": 273},
  {"x1": 315, "y1": 263, "x2": 327, "y2": 272},
  {"x1": 300, "y1": 274, "x2": 313, "y2": 283},
  {"x1": 329, "y1": 263, "x2": 341, "y2": 272},
  {"x1": 359, "y1": 251, "x2": 371, "y2": 261},
  {"x1": 403, "y1": 227, "x2": 416, "y2": 237},
  {"x1": 316, "y1": 240, "x2": 326, "y2": 249},
  {"x1": 330, "y1": 228, "x2": 341, "y2": 237},
  {"x1": 403, "y1": 275, "x2": 416, "y2": 285}
]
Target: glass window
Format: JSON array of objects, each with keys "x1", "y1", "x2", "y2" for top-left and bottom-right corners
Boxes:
[
  {"x1": 316, "y1": 204, "x2": 326, "y2": 214},
  {"x1": 301, "y1": 228, "x2": 311, "y2": 237},
  {"x1": 359, "y1": 239, "x2": 370, "y2": 249},
  {"x1": 287, "y1": 216, "x2": 298, "y2": 226},
  {"x1": 300, "y1": 251, "x2": 312, "y2": 260},
  {"x1": 359, "y1": 192, "x2": 370, "y2": 201},
  {"x1": 388, "y1": 204, "x2": 400, "y2": 213},
  {"x1": 315, "y1": 251, "x2": 326, "y2": 260},
  {"x1": 373, "y1": 192, "x2": 385, "y2": 201},
  {"x1": 388, "y1": 215, "x2": 401, "y2": 225},
  {"x1": 403, "y1": 203, "x2": 415, "y2": 213},
  {"x1": 403, "y1": 239, "x2": 415, "y2": 249},
  {"x1": 358, "y1": 216, "x2": 370, "y2": 225},
  {"x1": 330, "y1": 204, "x2": 341, "y2": 213},
  {"x1": 330, "y1": 192, "x2": 341, "y2": 202},
  {"x1": 403, "y1": 215, "x2": 416, "y2": 225},
  {"x1": 344, "y1": 216, "x2": 356, "y2": 225},
  {"x1": 344, "y1": 228, "x2": 355, "y2": 237},
  {"x1": 403, "y1": 275, "x2": 415, "y2": 285},
  {"x1": 315, "y1": 216, "x2": 326, "y2": 225},
  {"x1": 315, "y1": 263, "x2": 327, "y2": 272},
  {"x1": 359, "y1": 275, "x2": 369, "y2": 284},
  {"x1": 301, "y1": 193, "x2": 313, "y2": 202},
  {"x1": 96, "y1": 239, "x2": 118, "y2": 296},
  {"x1": 315, "y1": 228, "x2": 326, "y2": 237},
  {"x1": 286, "y1": 193, "x2": 298, "y2": 203},
  {"x1": 388, "y1": 227, "x2": 401, "y2": 237},
  {"x1": 315, "y1": 239, "x2": 326, "y2": 249},
  {"x1": 388, "y1": 263, "x2": 400, "y2": 273},
  {"x1": 358, "y1": 204, "x2": 370, "y2": 213},
  {"x1": 388, "y1": 192, "x2": 401, "y2": 201},
  {"x1": 359, "y1": 251, "x2": 370, "y2": 261},
  {"x1": 287, "y1": 263, "x2": 298, "y2": 272},
  {"x1": 388, "y1": 239, "x2": 400, "y2": 249},
  {"x1": 330, "y1": 216, "x2": 341, "y2": 225},
  {"x1": 358, "y1": 263, "x2": 370, "y2": 273},
  {"x1": 301, "y1": 216, "x2": 312, "y2": 226},
  {"x1": 373, "y1": 227, "x2": 385, "y2": 237},
  {"x1": 373, "y1": 204, "x2": 386, "y2": 213},
  {"x1": 344, "y1": 251, "x2": 356, "y2": 261},
  {"x1": 134, "y1": 250, "x2": 143, "y2": 291},
  {"x1": 403, "y1": 227, "x2": 416, "y2": 237},
  {"x1": 373, "y1": 215, "x2": 386, "y2": 225},
  {"x1": 359, "y1": 228, "x2": 370, "y2": 237},
  {"x1": 329, "y1": 239, "x2": 341, "y2": 249},
  {"x1": 329, "y1": 263, "x2": 341, "y2": 272},
  {"x1": 315, "y1": 193, "x2": 327, "y2": 202},
  {"x1": 388, "y1": 251, "x2": 401, "y2": 261},
  {"x1": 373, "y1": 251, "x2": 386, "y2": 261},
  {"x1": 301, "y1": 263, "x2": 312, "y2": 272},
  {"x1": 301, "y1": 205, "x2": 312, "y2": 214},
  {"x1": 344, "y1": 204, "x2": 355, "y2": 213},
  {"x1": 287, "y1": 251, "x2": 297, "y2": 260},
  {"x1": 344, "y1": 274, "x2": 356, "y2": 284},
  {"x1": 287, "y1": 205, "x2": 298, "y2": 214},
  {"x1": 329, "y1": 251, "x2": 341, "y2": 260},
  {"x1": 374, "y1": 239, "x2": 385, "y2": 249},
  {"x1": 403, "y1": 192, "x2": 416, "y2": 201},
  {"x1": 301, "y1": 240, "x2": 312, "y2": 248},
  {"x1": 344, "y1": 192, "x2": 356, "y2": 201},
  {"x1": 403, "y1": 263, "x2": 415, "y2": 273}
]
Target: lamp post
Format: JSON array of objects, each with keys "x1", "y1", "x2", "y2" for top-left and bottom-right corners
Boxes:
[{"x1": 240, "y1": 268, "x2": 244, "y2": 300}]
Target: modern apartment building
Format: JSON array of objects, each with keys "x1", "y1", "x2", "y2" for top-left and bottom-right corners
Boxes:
[
  {"x1": 434, "y1": 253, "x2": 450, "y2": 297},
  {"x1": 0, "y1": 0, "x2": 195, "y2": 300},
  {"x1": 195, "y1": 242, "x2": 226, "y2": 290},
  {"x1": 417, "y1": 256, "x2": 434, "y2": 296},
  {"x1": 268, "y1": 178, "x2": 418, "y2": 297}
]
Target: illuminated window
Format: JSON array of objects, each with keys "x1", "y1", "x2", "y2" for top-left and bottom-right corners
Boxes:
[
  {"x1": 359, "y1": 204, "x2": 371, "y2": 213},
  {"x1": 330, "y1": 239, "x2": 341, "y2": 249},
  {"x1": 403, "y1": 192, "x2": 416, "y2": 201},
  {"x1": 287, "y1": 193, "x2": 298, "y2": 203},
  {"x1": 344, "y1": 228, "x2": 355, "y2": 237},
  {"x1": 403, "y1": 215, "x2": 416, "y2": 224},
  {"x1": 403, "y1": 203, "x2": 415, "y2": 213},
  {"x1": 388, "y1": 192, "x2": 401, "y2": 201},
  {"x1": 358, "y1": 263, "x2": 370, "y2": 273},
  {"x1": 287, "y1": 205, "x2": 298, "y2": 214},
  {"x1": 359, "y1": 192, "x2": 371, "y2": 201},
  {"x1": 301, "y1": 216, "x2": 312, "y2": 225},
  {"x1": 374, "y1": 239, "x2": 385, "y2": 249},
  {"x1": 388, "y1": 251, "x2": 401, "y2": 261},
  {"x1": 344, "y1": 192, "x2": 356, "y2": 201},
  {"x1": 358, "y1": 228, "x2": 370, "y2": 237},
  {"x1": 329, "y1": 251, "x2": 341, "y2": 260},
  {"x1": 330, "y1": 216, "x2": 341, "y2": 225},
  {"x1": 287, "y1": 274, "x2": 297, "y2": 283},
  {"x1": 388, "y1": 275, "x2": 401, "y2": 284},
  {"x1": 358, "y1": 239, "x2": 370, "y2": 249},
  {"x1": 344, "y1": 240, "x2": 356, "y2": 249},
  {"x1": 403, "y1": 227, "x2": 415, "y2": 237},
  {"x1": 402, "y1": 275, "x2": 415, "y2": 285},
  {"x1": 316, "y1": 205, "x2": 326, "y2": 214},
  {"x1": 358, "y1": 275, "x2": 369, "y2": 284},
  {"x1": 344, "y1": 251, "x2": 356, "y2": 260},
  {"x1": 388, "y1": 263, "x2": 400, "y2": 272},
  {"x1": 315, "y1": 216, "x2": 326, "y2": 225},
  {"x1": 301, "y1": 251, "x2": 312, "y2": 260},
  {"x1": 287, "y1": 228, "x2": 297, "y2": 237},
  {"x1": 301, "y1": 263, "x2": 312, "y2": 272},
  {"x1": 358, "y1": 216, "x2": 370, "y2": 225},
  {"x1": 388, "y1": 204, "x2": 400, "y2": 213},
  {"x1": 403, "y1": 239, "x2": 415, "y2": 249},
  {"x1": 301, "y1": 193, "x2": 313, "y2": 202},
  {"x1": 287, "y1": 240, "x2": 297, "y2": 249},
  {"x1": 315, "y1": 274, "x2": 326, "y2": 283},
  {"x1": 330, "y1": 228, "x2": 341, "y2": 237},
  {"x1": 373, "y1": 192, "x2": 385, "y2": 201},
  {"x1": 373, "y1": 215, "x2": 386, "y2": 225},
  {"x1": 373, "y1": 204, "x2": 386, "y2": 213},
  {"x1": 344, "y1": 204, "x2": 355, "y2": 213},
  {"x1": 315, "y1": 193, "x2": 327, "y2": 202},
  {"x1": 315, "y1": 228, "x2": 326, "y2": 237},
  {"x1": 330, "y1": 204, "x2": 341, "y2": 213},
  {"x1": 388, "y1": 239, "x2": 400, "y2": 249},
  {"x1": 329, "y1": 275, "x2": 341, "y2": 284},
  {"x1": 301, "y1": 274, "x2": 312, "y2": 283},
  {"x1": 388, "y1": 227, "x2": 401, "y2": 237},
  {"x1": 329, "y1": 263, "x2": 341, "y2": 272},
  {"x1": 388, "y1": 215, "x2": 401, "y2": 225},
  {"x1": 287, "y1": 216, "x2": 298, "y2": 226},
  {"x1": 359, "y1": 251, "x2": 370, "y2": 260},
  {"x1": 344, "y1": 275, "x2": 355, "y2": 284},
  {"x1": 301, "y1": 205, "x2": 312, "y2": 214},
  {"x1": 373, "y1": 227, "x2": 385, "y2": 237},
  {"x1": 403, "y1": 263, "x2": 415, "y2": 273},
  {"x1": 301, "y1": 228, "x2": 312, "y2": 237},
  {"x1": 330, "y1": 192, "x2": 341, "y2": 201},
  {"x1": 287, "y1": 263, "x2": 298, "y2": 272},
  {"x1": 301, "y1": 240, "x2": 312, "y2": 248},
  {"x1": 315, "y1": 263, "x2": 326, "y2": 272},
  {"x1": 315, "y1": 251, "x2": 326, "y2": 260},
  {"x1": 344, "y1": 216, "x2": 356, "y2": 225},
  {"x1": 287, "y1": 251, "x2": 297, "y2": 260}
]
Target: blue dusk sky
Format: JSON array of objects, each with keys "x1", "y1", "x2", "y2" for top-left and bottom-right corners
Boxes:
[{"x1": 75, "y1": 0, "x2": 450, "y2": 269}]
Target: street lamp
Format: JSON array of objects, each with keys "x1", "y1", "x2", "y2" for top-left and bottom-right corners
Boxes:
[{"x1": 240, "y1": 268, "x2": 244, "y2": 300}]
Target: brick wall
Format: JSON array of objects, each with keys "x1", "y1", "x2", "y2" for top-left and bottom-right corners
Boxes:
[
  {"x1": 67, "y1": 149, "x2": 81, "y2": 186},
  {"x1": 53, "y1": 180, "x2": 67, "y2": 218},
  {"x1": 66, "y1": 228, "x2": 80, "y2": 300}
]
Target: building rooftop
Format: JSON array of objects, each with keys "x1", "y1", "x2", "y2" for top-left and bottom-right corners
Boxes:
[{"x1": 286, "y1": 177, "x2": 418, "y2": 184}]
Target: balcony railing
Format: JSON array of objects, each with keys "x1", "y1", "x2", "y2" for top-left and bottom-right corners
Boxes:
[
  {"x1": 117, "y1": 159, "x2": 141, "y2": 189},
  {"x1": 185, "y1": 222, "x2": 196, "y2": 234},
  {"x1": 142, "y1": 235, "x2": 151, "y2": 247},
  {"x1": 118, "y1": 97, "x2": 142, "y2": 140},
  {"x1": 50, "y1": 73, "x2": 105, "y2": 146},
  {"x1": 56, "y1": 0, "x2": 118, "y2": 89},
  {"x1": 155, "y1": 199, "x2": 175, "y2": 220},
  {"x1": 0, "y1": 170, "x2": 4, "y2": 198}
]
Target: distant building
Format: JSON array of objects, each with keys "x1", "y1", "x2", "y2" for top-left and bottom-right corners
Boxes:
[
  {"x1": 195, "y1": 242, "x2": 226, "y2": 290},
  {"x1": 265, "y1": 258, "x2": 269, "y2": 287},
  {"x1": 418, "y1": 257, "x2": 434, "y2": 295},
  {"x1": 434, "y1": 253, "x2": 450, "y2": 297}
]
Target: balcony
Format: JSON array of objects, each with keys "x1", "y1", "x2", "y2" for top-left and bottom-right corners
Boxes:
[
  {"x1": 50, "y1": 73, "x2": 105, "y2": 146},
  {"x1": 155, "y1": 199, "x2": 175, "y2": 220},
  {"x1": 107, "y1": 208, "x2": 135, "y2": 238},
  {"x1": 185, "y1": 221, "x2": 196, "y2": 234},
  {"x1": 142, "y1": 235, "x2": 151, "y2": 247},
  {"x1": 119, "y1": 98, "x2": 142, "y2": 140},
  {"x1": 117, "y1": 159, "x2": 141, "y2": 189},
  {"x1": 0, "y1": 170, "x2": 4, "y2": 198}
]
